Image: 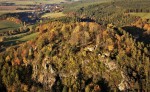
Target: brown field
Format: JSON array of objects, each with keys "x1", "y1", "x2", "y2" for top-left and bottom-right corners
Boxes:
[
  {"x1": 0, "y1": 10, "x2": 34, "y2": 16},
  {"x1": 0, "y1": 0, "x2": 67, "y2": 5},
  {"x1": 0, "y1": 6, "x2": 18, "y2": 10},
  {"x1": 0, "y1": 0, "x2": 67, "y2": 16},
  {"x1": 0, "y1": 6, "x2": 29, "y2": 10}
]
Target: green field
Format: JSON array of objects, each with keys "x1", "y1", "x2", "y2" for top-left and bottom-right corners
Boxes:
[
  {"x1": 130, "y1": 13, "x2": 150, "y2": 19},
  {"x1": 42, "y1": 12, "x2": 66, "y2": 18},
  {"x1": 0, "y1": 20, "x2": 22, "y2": 33},
  {"x1": 18, "y1": 32, "x2": 39, "y2": 41},
  {"x1": 2, "y1": 32, "x2": 39, "y2": 46},
  {"x1": 0, "y1": 20, "x2": 38, "y2": 46}
]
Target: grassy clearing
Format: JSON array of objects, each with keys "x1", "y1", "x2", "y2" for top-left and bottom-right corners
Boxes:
[
  {"x1": 0, "y1": 12, "x2": 6, "y2": 16},
  {"x1": 42, "y1": 12, "x2": 66, "y2": 18},
  {"x1": 0, "y1": 20, "x2": 22, "y2": 33},
  {"x1": 2, "y1": 32, "x2": 39, "y2": 46},
  {"x1": 5, "y1": 32, "x2": 39, "y2": 42},
  {"x1": 18, "y1": 32, "x2": 39, "y2": 41},
  {"x1": 130, "y1": 13, "x2": 150, "y2": 19}
]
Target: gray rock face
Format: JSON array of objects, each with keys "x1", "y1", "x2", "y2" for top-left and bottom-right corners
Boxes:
[
  {"x1": 32, "y1": 59, "x2": 57, "y2": 91},
  {"x1": 105, "y1": 61, "x2": 117, "y2": 71},
  {"x1": 98, "y1": 53, "x2": 131, "y2": 91},
  {"x1": 118, "y1": 71, "x2": 130, "y2": 91},
  {"x1": 99, "y1": 54, "x2": 117, "y2": 71},
  {"x1": 118, "y1": 80, "x2": 130, "y2": 91}
]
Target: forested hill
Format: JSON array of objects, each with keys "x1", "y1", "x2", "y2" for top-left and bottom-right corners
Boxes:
[
  {"x1": 0, "y1": 0, "x2": 150, "y2": 92},
  {"x1": 0, "y1": 21, "x2": 149, "y2": 91}
]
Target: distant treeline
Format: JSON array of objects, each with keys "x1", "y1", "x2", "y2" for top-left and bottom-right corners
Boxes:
[{"x1": 63, "y1": 0, "x2": 150, "y2": 26}]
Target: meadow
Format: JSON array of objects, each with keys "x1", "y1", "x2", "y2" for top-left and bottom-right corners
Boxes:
[
  {"x1": 18, "y1": 32, "x2": 39, "y2": 41},
  {"x1": 0, "y1": 20, "x2": 37, "y2": 47},
  {"x1": 2, "y1": 32, "x2": 39, "y2": 47},
  {"x1": 0, "y1": 20, "x2": 22, "y2": 33},
  {"x1": 41, "y1": 12, "x2": 66, "y2": 18},
  {"x1": 130, "y1": 13, "x2": 150, "y2": 23}
]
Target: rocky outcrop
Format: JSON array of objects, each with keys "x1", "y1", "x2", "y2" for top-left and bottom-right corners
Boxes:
[
  {"x1": 118, "y1": 71, "x2": 130, "y2": 91},
  {"x1": 98, "y1": 52, "x2": 117, "y2": 71},
  {"x1": 105, "y1": 61, "x2": 118, "y2": 71},
  {"x1": 84, "y1": 45, "x2": 97, "y2": 52},
  {"x1": 98, "y1": 52, "x2": 131, "y2": 91},
  {"x1": 32, "y1": 57, "x2": 57, "y2": 91},
  {"x1": 118, "y1": 80, "x2": 130, "y2": 91}
]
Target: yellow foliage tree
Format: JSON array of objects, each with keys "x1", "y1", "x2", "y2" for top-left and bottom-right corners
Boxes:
[{"x1": 108, "y1": 45, "x2": 114, "y2": 51}]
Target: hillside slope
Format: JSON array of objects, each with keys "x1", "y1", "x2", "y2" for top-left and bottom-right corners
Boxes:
[{"x1": 0, "y1": 21, "x2": 149, "y2": 91}]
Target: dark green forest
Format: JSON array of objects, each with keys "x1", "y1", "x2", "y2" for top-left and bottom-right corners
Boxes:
[{"x1": 63, "y1": 0, "x2": 150, "y2": 26}]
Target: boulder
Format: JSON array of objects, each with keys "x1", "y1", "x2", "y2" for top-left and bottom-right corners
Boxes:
[
  {"x1": 105, "y1": 61, "x2": 117, "y2": 70},
  {"x1": 118, "y1": 80, "x2": 130, "y2": 91}
]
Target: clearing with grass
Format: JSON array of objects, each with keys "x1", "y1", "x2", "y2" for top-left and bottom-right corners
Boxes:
[
  {"x1": 130, "y1": 13, "x2": 150, "y2": 19},
  {"x1": 0, "y1": 20, "x2": 22, "y2": 33},
  {"x1": 41, "y1": 12, "x2": 66, "y2": 18}
]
